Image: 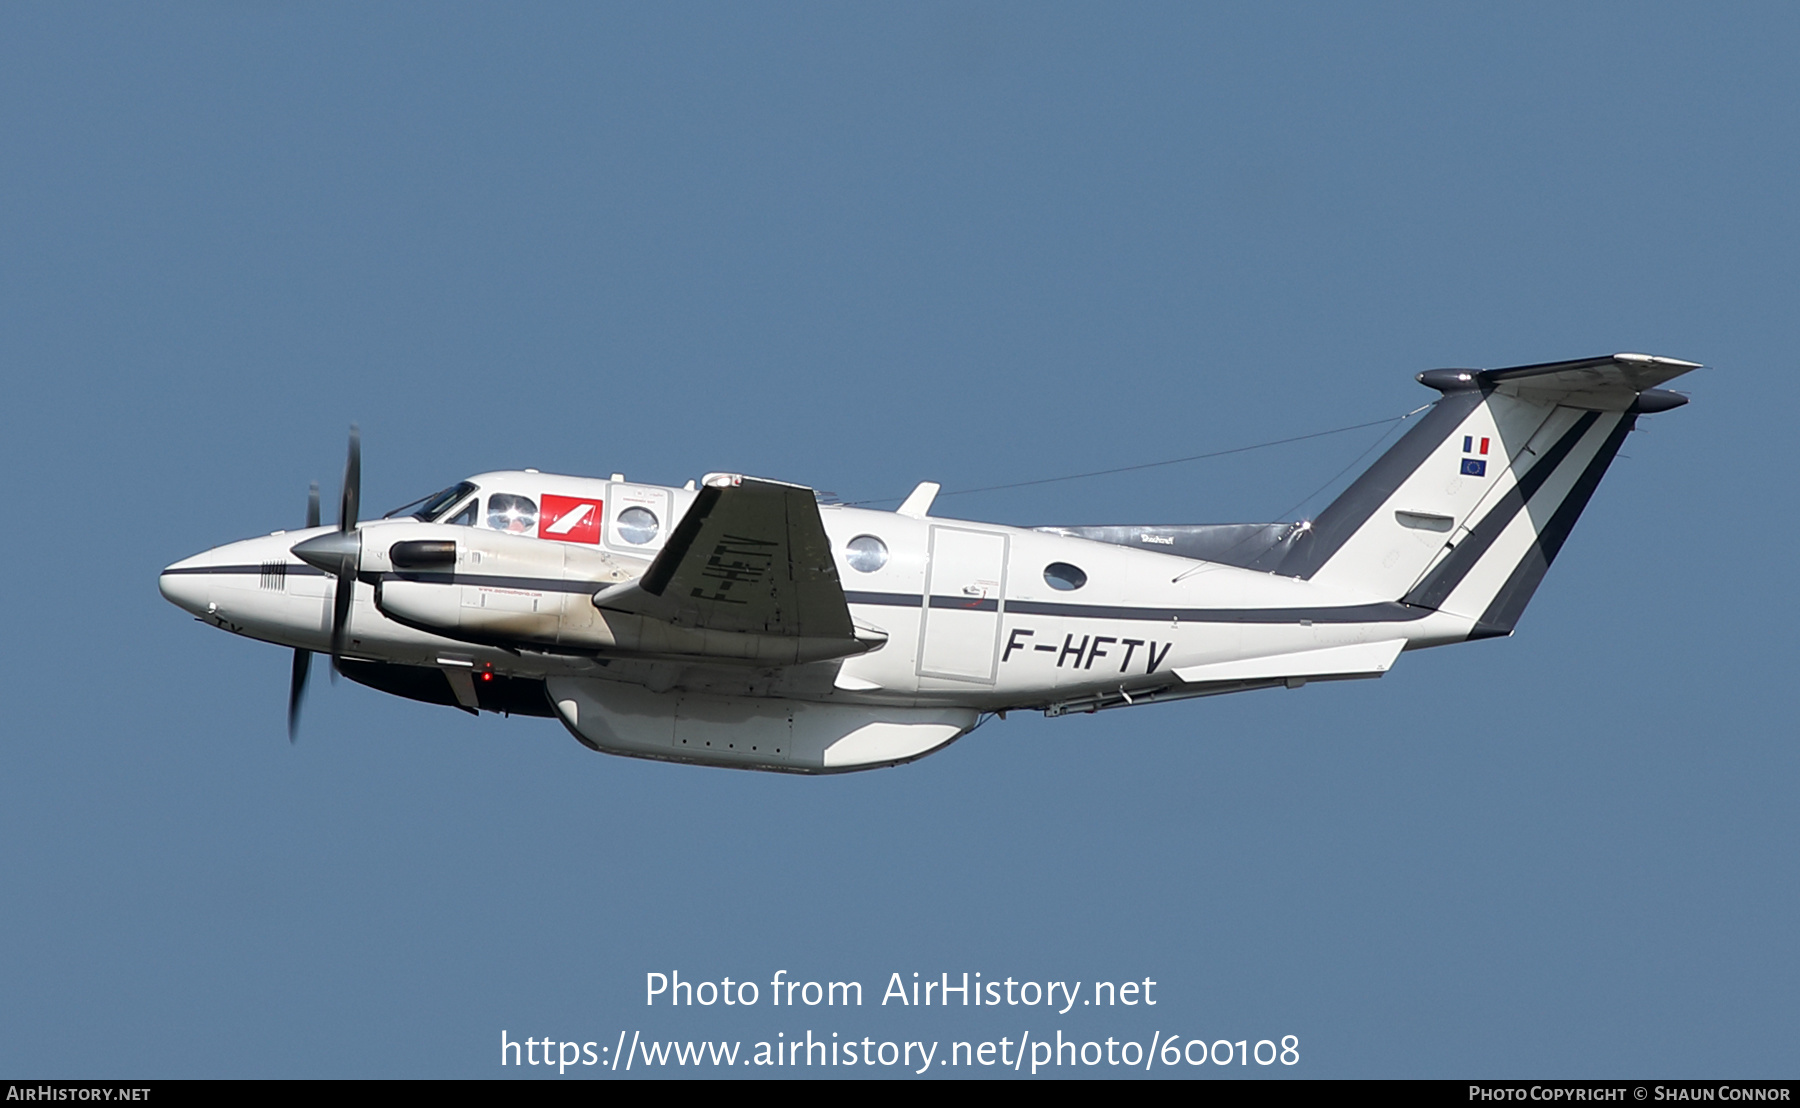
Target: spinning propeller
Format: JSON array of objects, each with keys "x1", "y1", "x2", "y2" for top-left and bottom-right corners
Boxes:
[{"x1": 287, "y1": 427, "x2": 363, "y2": 740}]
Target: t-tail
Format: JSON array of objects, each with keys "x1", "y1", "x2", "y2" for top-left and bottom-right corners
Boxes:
[{"x1": 1274, "y1": 353, "x2": 1699, "y2": 638}]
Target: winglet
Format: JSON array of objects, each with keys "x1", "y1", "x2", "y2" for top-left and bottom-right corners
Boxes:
[{"x1": 897, "y1": 482, "x2": 940, "y2": 519}]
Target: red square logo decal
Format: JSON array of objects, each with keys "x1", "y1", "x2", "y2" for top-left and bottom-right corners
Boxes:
[{"x1": 539, "y1": 495, "x2": 603, "y2": 543}]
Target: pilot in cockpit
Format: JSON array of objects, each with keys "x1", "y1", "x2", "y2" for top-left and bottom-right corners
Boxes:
[
  {"x1": 384, "y1": 482, "x2": 481, "y2": 528},
  {"x1": 384, "y1": 483, "x2": 537, "y2": 533},
  {"x1": 486, "y1": 493, "x2": 537, "y2": 534}
]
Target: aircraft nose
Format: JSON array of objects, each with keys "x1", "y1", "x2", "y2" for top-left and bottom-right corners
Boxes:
[{"x1": 158, "y1": 557, "x2": 213, "y2": 617}]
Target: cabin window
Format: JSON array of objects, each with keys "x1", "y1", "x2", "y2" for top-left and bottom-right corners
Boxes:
[
  {"x1": 1044, "y1": 562, "x2": 1087, "y2": 591},
  {"x1": 845, "y1": 535, "x2": 888, "y2": 573},
  {"x1": 616, "y1": 506, "x2": 659, "y2": 545},
  {"x1": 445, "y1": 499, "x2": 477, "y2": 527},
  {"x1": 487, "y1": 493, "x2": 538, "y2": 534}
]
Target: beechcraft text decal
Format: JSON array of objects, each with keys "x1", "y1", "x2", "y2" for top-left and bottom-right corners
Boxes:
[{"x1": 1002, "y1": 628, "x2": 1173, "y2": 674}]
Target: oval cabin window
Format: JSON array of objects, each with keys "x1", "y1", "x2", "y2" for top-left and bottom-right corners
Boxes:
[
  {"x1": 845, "y1": 535, "x2": 888, "y2": 573},
  {"x1": 616, "y1": 506, "x2": 659, "y2": 544},
  {"x1": 1044, "y1": 562, "x2": 1087, "y2": 591}
]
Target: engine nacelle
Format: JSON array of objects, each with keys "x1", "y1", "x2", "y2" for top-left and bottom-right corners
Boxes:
[
  {"x1": 370, "y1": 523, "x2": 879, "y2": 664},
  {"x1": 370, "y1": 522, "x2": 646, "y2": 649}
]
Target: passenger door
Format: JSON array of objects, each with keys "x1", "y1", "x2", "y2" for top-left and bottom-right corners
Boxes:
[{"x1": 916, "y1": 526, "x2": 1008, "y2": 683}]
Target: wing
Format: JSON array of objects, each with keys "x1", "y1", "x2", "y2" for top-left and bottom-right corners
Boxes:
[{"x1": 594, "y1": 475, "x2": 858, "y2": 641}]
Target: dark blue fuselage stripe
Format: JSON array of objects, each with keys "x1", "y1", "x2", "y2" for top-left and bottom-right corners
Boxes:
[
  {"x1": 1005, "y1": 599, "x2": 1427, "y2": 623},
  {"x1": 850, "y1": 588, "x2": 1422, "y2": 624},
  {"x1": 843, "y1": 590, "x2": 915, "y2": 607},
  {"x1": 384, "y1": 572, "x2": 599, "y2": 593},
  {"x1": 168, "y1": 571, "x2": 1428, "y2": 624},
  {"x1": 927, "y1": 595, "x2": 1000, "y2": 612},
  {"x1": 162, "y1": 563, "x2": 326, "y2": 577}
]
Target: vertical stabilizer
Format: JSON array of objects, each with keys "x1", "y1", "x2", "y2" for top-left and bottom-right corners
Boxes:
[{"x1": 1269, "y1": 354, "x2": 1698, "y2": 637}]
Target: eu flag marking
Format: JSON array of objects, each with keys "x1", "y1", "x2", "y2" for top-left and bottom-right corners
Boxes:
[{"x1": 1461, "y1": 458, "x2": 1487, "y2": 477}]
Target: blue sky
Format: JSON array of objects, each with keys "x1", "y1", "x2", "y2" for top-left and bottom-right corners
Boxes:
[{"x1": 2, "y1": 3, "x2": 1795, "y2": 1078}]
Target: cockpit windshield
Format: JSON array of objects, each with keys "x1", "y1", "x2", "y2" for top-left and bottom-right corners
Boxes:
[{"x1": 382, "y1": 481, "x2": 478, "y2": 522}]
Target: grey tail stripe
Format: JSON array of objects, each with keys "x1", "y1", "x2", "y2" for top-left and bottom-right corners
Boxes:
[
  {"x1": 1402, "y1": 410, "x2": 1603, "y2": 610},
  {"x1": 1264, "y1": 389, "x2": 1487, "y2": 579},
  {"x1": 1470, "y1": 414, "x2": 1636, "y2": 637}
]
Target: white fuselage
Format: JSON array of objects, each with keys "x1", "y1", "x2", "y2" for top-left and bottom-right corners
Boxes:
[{"x1": 160, "y1": 468, "x2": 1474, "y2": 717}]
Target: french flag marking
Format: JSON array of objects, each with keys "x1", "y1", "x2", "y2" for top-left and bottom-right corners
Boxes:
[{"x1": 1460, "y1": 433, "x2": 1491, "y2": 477}]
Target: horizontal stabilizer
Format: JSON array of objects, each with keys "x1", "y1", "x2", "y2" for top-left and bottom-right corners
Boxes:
[
  {"x1": 1172, "y1": 639, "x2": 1405, "y2": 685},
  {"x1": 1420, "y1": 352, "x2": 1701, "y2": 412}
]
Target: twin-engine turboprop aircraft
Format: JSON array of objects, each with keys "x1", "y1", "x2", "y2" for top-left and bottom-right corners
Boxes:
[{"x1": 160, "y1": 354, "x2": 1698, "y2": 773}]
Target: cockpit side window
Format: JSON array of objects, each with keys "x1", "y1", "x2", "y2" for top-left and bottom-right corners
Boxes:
[
  {"x1": 445, "y1": 498, "x2": 477, "y2": 527},
  {"x1": 384, "y1": 481, "x2": 478, "y2": 522},
  {"x1": 487, "y1": 493, "x2": 538, "y2": 534}
]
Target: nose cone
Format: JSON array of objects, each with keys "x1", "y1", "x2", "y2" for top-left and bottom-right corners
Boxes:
[
  {"x1": 291, "y1": 530, "x2": 362, "y2": 577},
  {"x1": 159, "y1": 554, "x2": 214, "y2": 617}
]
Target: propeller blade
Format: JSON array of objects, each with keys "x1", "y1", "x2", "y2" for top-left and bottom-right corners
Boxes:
[
  {"x1": 288, "y1": 648, "x2": 311, "y2": 741},
  {"x1": 306, "y1": 481, "x2": 320, "y2": 530},
  {"x1": 330, "y1": 564, "x2": 354, "y2": 677},
  {"x1": 291, "y1": 529, "x2": 362, "y2": 681},
  {"x1": 339, "y1": 424, "x2": 360, "y2": 533},
  {"x1": 332, "y1": 425, "x2": 359, "y2": 678}
]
